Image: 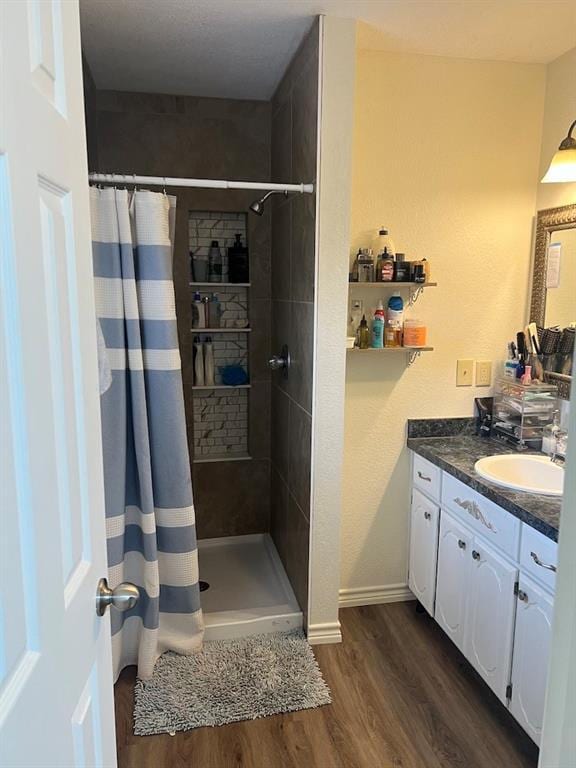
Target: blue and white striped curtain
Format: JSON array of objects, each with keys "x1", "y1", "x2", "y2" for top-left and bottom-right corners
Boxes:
[{"x1": 91, "y1": 187, "x2": 204, "y2": 680}]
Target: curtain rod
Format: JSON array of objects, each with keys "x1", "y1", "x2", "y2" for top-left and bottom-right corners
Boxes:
[{"x1": 88, "y1": 173, "x2": 314, "y2": 194}]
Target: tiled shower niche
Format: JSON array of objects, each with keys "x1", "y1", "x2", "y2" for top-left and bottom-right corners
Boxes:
[{"x1": 189, "y1": 211, "x2": 251, "y2": 463}]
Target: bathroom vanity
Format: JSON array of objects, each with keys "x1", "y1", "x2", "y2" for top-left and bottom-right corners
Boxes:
[{"x1": 407, "y1": 421, "x2": 561, "y2": 746}]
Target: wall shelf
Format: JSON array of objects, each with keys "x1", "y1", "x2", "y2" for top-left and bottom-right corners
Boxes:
[
  {"x1": 190, "y1": 282, "x2": 250, "y2": 288},
  {"x1": 347, "y1": 346, "x2": 434, "y2": 366},
  {"x1": 192, "y1": 384, "x2": 251, "y2": 390},
  {"x1": 193, "y1": 453, "x2": 252, "y2": 464},
  {"x1": 349, "y1": 282, "x2": 437, "y2": 288},
  {"x1": 349, "y1": 281, "x2": 437, "y2": 306},
  {"x1": 191, "y1": 327, "x2": 251, "y2": 333}
]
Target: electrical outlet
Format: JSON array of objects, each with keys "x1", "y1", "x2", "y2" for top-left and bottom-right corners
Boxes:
[
  {"x1": 456, "y1": 359, "x2": 474, "y2": 386},
  {"x1": 476, "y1": 361, "x2": 492, "y2": 387}
]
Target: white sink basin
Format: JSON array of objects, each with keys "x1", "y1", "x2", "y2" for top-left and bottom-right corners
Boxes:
[{"x1": 474, "y1": 455, "x2": 564, "y2": 497}]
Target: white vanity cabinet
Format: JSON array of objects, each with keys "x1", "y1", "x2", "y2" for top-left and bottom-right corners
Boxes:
[
  {"x1": 435, "y1": 510, "x2": 472, "y2": 653},
  {"x1": 464, "y1": 537, "x2": 517, "y2": 703},
  {"x1": 408, "y1": 451, "x2": 558, "y2": 743},
  {"x1": 408, "y1": 489, "x2": 439, "y2": 616},
  {"x1": 510, "y1": 575, "x2": 554, "y2": 745}
]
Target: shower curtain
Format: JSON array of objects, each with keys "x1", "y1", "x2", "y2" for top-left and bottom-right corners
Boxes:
[{"x1": 91, "y1": 187, "x2": 204, "y2": 680}]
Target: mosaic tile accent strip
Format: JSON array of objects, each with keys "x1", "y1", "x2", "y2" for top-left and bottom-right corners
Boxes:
[
  {"x1": 193, "y1": 389, "x2": 249, "y2": 457},
  {"x1": 189, "y1": 211, "x2": 247, "y2": 282}
]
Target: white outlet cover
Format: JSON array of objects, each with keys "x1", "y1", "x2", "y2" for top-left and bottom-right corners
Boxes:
[
  {"x1": 456, "y1": 359, "x2": 474, "y2": 386},
  {"x1": 475, "y1": 360, "x2": 492, "y2": 387}
]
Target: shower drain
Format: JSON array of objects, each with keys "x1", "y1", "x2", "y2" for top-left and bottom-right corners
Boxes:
[{"x1": 199, "y1": 581, "x2": 210, "y2": 592}]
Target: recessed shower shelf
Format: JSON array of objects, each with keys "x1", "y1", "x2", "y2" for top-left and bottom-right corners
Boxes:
[
  {"x1": 190, "y1": 327, "x2": 251, "y2": 333},
  {"x1": 193, "y1": 453, "x2": 252, "y2": 464},
  {"x1": 190, "y1": 282, "x2": 251, "y2": 288},
  {"x1": 192, "y1": 384, "x2": 251, "y2": 390}
]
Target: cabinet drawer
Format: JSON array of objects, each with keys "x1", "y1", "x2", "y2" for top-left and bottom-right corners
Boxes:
[
  {"x1": 441, "y1": 473, "x2": 520, "y2": 559},
  {"x1": 412, "y1": 454, "x2": 441, "y2": 502},
  {"x1": 520, "y1": 525, "x2": 557, "y2": 593}
]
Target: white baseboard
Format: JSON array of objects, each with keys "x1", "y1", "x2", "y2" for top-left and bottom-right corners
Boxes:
[
  {"x1": 338, "y1": 583, "x2": 416, "y2": 608},
  {"x1": 307, "y1": 621, "x2": 342, "y2": 645}
]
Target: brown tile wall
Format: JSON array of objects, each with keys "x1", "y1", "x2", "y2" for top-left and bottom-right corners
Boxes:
[
  {"x1": 91, "y1": 91, "x2": 272, "y2": 539},
  {"x1": 269, "y1": 20, "x2": 319, "y2": 617}
]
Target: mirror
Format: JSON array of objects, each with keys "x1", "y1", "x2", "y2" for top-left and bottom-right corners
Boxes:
[
  {"x1": 530, "y1": 203, "x2": 576, "y2": 399},
  {"x1": 544, "y1": 226, "x2": 576, "y2": 328}
]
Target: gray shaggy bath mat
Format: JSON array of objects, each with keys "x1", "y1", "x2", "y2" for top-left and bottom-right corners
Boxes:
[{"x1": 133, "y1": 631, "x2": 331, "y2": 735}]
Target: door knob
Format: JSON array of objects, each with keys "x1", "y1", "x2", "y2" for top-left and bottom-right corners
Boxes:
[
  {"x1": 96, "y1": 577, "x2": 139, "y2": 617},
  {"x1": 268, "y1": 344, "x2": 290, "y2": 377}
]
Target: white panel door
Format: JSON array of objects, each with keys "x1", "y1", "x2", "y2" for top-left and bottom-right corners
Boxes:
[
  {"x1": 408, "y1": 489, "x2": 439, "y2": 616},
  {"x1": 510, "y1": 576, "x2": 554, "y2": 745},
  {"x1": 464, "y1": 539, "x2": 517, "y2": 704},
  {"x1": 435, "y1": 510, "x2": 472, "y2": 653},
  {"x1": 0, "y1": 1, "x2": 116, "y2": 766}
]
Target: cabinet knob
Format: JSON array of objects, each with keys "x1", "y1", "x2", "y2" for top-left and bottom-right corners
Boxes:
[
  {"x1": 424, "y1": 511, "x2": 431, "y2": 520},
  {"x1": 458, "y1": 539, "x2": 466, "y2": 549},
  {"x1": 472, "y1": 550, "x2": 480, "y2": 561},
  {"x1": 517, "y1": 589, "x2": 528, "y2": 603}
]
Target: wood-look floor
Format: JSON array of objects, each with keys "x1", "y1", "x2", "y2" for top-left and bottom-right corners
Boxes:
[{"x1": 114, "y1": 602, "x2": 538, "y2": 768}]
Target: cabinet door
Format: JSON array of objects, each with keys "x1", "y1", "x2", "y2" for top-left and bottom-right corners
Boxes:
[
  {"x1": 408, "y1": 489, "x2": 439, "y2": 616},
  {"x1": 435, "y1": 510, "x2": 472, "y2": 653},
  {"x1": 464, "y1": 539, "x2": 518, "y2": 703},
  {"x1": 510, "y1": 576, "x2": 554, "y2": 745}
]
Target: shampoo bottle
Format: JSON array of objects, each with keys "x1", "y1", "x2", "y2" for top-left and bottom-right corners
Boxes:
[
  {"x1": 193, "y1": 336, "x2": 205, "y2": 386},
  {"x1": 192, "y1": 291, "x2": 205, "y2": 329},
  {"x1": 208, "y1": 240, "x2": 223, "y2": 283},
  {"x1": 204, "y1": 336, "x2": 215, "y2": 386}
]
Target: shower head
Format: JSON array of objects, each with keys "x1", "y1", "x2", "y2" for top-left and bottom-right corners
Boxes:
[{"x1": 249, "y1": 189, "x2": 288, "y2": 215}]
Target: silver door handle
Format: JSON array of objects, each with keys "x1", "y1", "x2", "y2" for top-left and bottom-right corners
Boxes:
[
  {"x1": 530, "y1": 551, "x2": 557, "y2": 572},
  {"x1": 96, "y1": 577, "x2": 139, "y2": 616}
]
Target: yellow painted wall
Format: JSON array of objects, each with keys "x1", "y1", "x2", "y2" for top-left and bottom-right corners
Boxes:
[
  {"x1": 537, "y1": 47, "x2": 576, "y2": 211},
  {"x1": 341, "y1": 44, "x2": 546, "y2": 595}
]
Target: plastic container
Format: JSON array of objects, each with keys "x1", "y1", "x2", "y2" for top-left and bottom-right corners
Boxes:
[
  {"x1": 373, "y1": 227, "x2": 395, "y2": 258},
  {"x1": 192, "y1": 252, "x2": 208, "y2": 282},
  {"x1": 403, "y1": 319, "x2": 427, "y2": 347},
  {"x1": 492, "y1": 377, "x2": 558, "y2": 451}
]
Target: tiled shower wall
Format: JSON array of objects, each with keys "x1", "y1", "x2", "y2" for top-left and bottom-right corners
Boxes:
[
  {"x1": 87, "y1": 87, "x2": 272, "y2": 538},
  {"x1": 189, "y1": 211, "x2": 247, "y2": 283},
  {"x1": 269, "y1": 20, "x2": 320, "y2": 616}
]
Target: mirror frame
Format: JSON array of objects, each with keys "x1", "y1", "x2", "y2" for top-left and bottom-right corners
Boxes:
[{"x1": 530, "y1": 203, "x2": 576, "y2": 326}]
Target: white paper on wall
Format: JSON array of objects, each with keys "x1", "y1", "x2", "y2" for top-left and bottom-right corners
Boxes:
[{"x1": 546, "y1": 242, "x2": 562, "y2": 289}]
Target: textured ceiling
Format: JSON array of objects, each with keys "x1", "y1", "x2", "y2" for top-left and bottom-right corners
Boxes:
[{"x1": 80, "y1": 0, "x2": 576, "y2": 100}]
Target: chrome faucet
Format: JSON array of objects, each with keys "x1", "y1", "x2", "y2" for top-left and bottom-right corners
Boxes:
[{"x1": 551, "y1": 429, "x2": 568, "y2": 467}]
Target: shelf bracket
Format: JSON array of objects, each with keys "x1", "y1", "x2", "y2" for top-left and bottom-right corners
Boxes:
[
  {"x1": 408, "y1": 285, "x2": 425, "y2": 306},
  {"x1": 407, "y1": 349, "x2": 422, "y2": 366}
]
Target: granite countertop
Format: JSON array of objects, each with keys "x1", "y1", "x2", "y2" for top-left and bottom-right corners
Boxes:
[{"x1": 407, "y1": 419, "x2": 561, "y2": 542}]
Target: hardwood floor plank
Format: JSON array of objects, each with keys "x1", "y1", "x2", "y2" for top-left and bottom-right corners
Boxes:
[{"x1": 114, "y1": 603, "x2": 538, "y2": 768}]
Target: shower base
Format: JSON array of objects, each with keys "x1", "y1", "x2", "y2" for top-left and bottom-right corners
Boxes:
[{"x1": 198, "y1": 533, "x2": 303, "y2": 641}]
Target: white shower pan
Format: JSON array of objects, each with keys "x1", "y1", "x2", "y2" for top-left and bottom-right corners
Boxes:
[{"x1": 198, "y1": 533, "x2": 303, "y2": 641}]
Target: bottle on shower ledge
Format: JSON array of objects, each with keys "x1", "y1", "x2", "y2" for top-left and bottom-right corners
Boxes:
[
  {"x1": 204, "y1": 337, "x2": 215, "y2": 386},
  {"x1": 192, "y1": 291, "x2": 206, "y2": 329},
  {"x1": 193, "y1": 336, "x2": 205, "y2": 386},
  {"x1": 208, "y1": 240, "x2": 222, "y2": 283}
]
